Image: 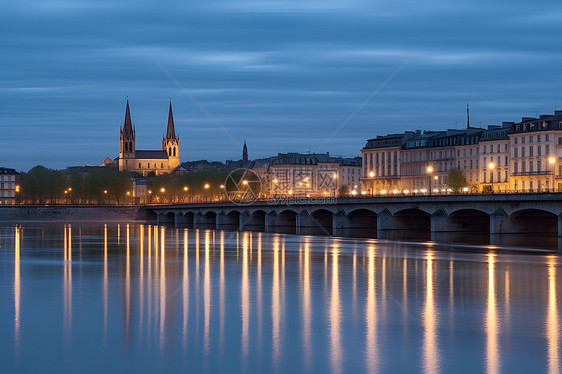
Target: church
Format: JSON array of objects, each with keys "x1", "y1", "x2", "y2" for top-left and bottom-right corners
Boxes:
[{"x1": 113, "y1": 98, "x2": 181, "y2": 176}]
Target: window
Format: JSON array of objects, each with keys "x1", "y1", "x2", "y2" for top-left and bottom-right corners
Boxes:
[
  {"x1": 559, "y1": 137, "x2": 562, "y2": 145},
  {"x1": 546, "y1": 134, "x2": 550, "y2": 141},
  {"x1": 514, "y1": 138, "x2": 518, "y2": 145},
  {"x1": 139, "y1": 163, "x2": 141, "y2": 168},
  {"x1": 483, "y1": 145, "x2": 487, "y2": 154},
  {"x1": 530, "y1": 136, "x2": 533, "y2": 143},
  {"x1": 522, "y1": 162, "x2": 526, "y2": 173},
  {"x1": 161, "y1": 163, "x2": 164, "y2": 168},
  {"x1": 530, "y1": 146, "x2": 534, "y2": 157},
  {"x1": 470, "y1": 160, "x2": 473, "y2": 169},
  {"x1": 538, "y1": 146, "x2": 542, "y2": 156},
  {"x1": 505, "y1": 156, "x2": 508, "y2": 166},
  {"x1": 522, "y1": 147, "x2": 526, "y2": 157},
  {"x1": 546, "y1": 145, "x2": 550, "y2": 155},
  {"x1": 522, "y1": 137, "x2": 526, "y2": 144},
  {"x1": 530, "y1": 161, "x2": 534, "y2": 172},
  {"x1": 538, "y1": 160, "x2": 542, "y2": 171},
  {"x1": 505, "y1": 144, "x2": 508, "y2": 151},
  {"x1": 538, "y1": 135, "x2": 541, "y2": 142},
  {"x1": 514, "y1": 148, "x2": 518, "y2": 157},
  {"x1": 173, "y1": 148, "x2": 176, "y2": 157},
  {"x1": 514, "y1": 162, "x2": 518, "y2": 173}
]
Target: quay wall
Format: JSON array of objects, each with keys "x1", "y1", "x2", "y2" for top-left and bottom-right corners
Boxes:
[{"x1": 0, "y1": 205, "x2": 155, "y2": 222}]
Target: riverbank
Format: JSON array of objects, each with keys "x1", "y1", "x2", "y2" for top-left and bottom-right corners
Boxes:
[{"x1": 0, "y1": 205, "x2": 155, "y2": 222}]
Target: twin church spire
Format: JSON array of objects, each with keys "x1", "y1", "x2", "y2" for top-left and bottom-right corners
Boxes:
[{"x1": 118, "y1": 97, "x2": 180, "y2": 174}]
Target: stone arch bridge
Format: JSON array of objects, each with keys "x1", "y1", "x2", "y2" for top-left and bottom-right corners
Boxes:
[{"x1": 150, "y1": 194, "x2": 562, "y2": 244}]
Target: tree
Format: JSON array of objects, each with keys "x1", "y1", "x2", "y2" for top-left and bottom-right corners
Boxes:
[{"x1": 445, "y1": 169, "x2": 467, "y2": 193}]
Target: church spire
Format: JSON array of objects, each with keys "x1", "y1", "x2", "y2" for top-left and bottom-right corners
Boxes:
[
  {"x1": 466, "y1": 102, "x2": 470, "y2": 129},
  {"x1": 242, "y1": 139, "x2": 248, "y2": 162},
  {"x1": 165, "y1": 99, "x2": 177, "y2": 139},
  {"x1": 123, "y1": 97, "x2": 134, "y2": 137}
]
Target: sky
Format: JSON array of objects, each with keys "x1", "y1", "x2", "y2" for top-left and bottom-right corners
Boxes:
[{"x1": 1, "y1": 0, "x2": 561, "y2": 171}]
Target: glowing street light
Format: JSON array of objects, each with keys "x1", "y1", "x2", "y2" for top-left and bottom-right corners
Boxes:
[
  {"x1": 549, "y1": 157, "x2": 556, "y2": 191},
  {"x1": 103, "y1": 190, "x2": 108, "y2": 194},
  {"x1": 183, "y1": 186, "x2": 189, "y2": 191},
  {"x1": 160, "y1": 188, "x2": 165, "y2": 193},
  {"x1": 242, "y1": 180, "x2": 248, "y2": 186},
  {"x1": 427, "y1": 166, "x2": 434, "y2": 195},
  {"x1": 204, "y1": 184, "x2": 210, "y2": 189},
  {"x1": 489, "y1": 163, "x2": 495, "y2": 192}
]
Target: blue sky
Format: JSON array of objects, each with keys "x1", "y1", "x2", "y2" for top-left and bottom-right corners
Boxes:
[{"x1": 1, "y1": 0, "x2": 561, "y2": 171}]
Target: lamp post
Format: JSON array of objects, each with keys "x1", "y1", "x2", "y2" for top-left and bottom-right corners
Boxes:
[
  {"x1": 434, "y1": 175, "x2": 438, "y2": 195},
  {"x1": 204, "y1": 183, "x2": 210, "y2": 202},
  {"x1": 549, "y1": 156, "x2": 556, "y2": 192},
  {"x1": 332, "y1": 173, "x2": 337, "y2": 197},
  {"x1": 369, "y1": 171, "x2": 375, "y2": 197},
  {"x1": 489, "y1": 163, "x2": 495, "y2": 193},
  {"x1": 426, "y1": 166, "x2": 433, "y2": 196}
]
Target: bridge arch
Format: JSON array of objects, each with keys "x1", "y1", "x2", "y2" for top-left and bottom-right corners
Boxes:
[
  {"x1": 509, "y1": 209, "x2": 557, "y2": 235},
  {"x1": 393, "y1": 208, "x2": 431, "y2": 231},
  {"x1": 333, "y1": 208, "x2": 377, "y2": 238},
  {"x1": 241, "y1": 209, "x2": 266, "y2": 232},
  {"x1": 305, "y1": 208, "x2": 334, "y2": 236},
  {"x1": 275, "y1": 209, "x2": 298, "y2": 234},
  {"x1": 448, "y1": 209, "x2": 490, "y2": 233}
]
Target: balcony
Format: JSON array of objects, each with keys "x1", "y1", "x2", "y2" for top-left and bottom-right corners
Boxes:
[{"x1": 511, "y1": 170, "x2": 552, "y2": 176}]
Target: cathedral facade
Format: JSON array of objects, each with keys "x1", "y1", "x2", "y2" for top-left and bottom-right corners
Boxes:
[{"x1": 117, "y1": 98, "x2": 180, "y2": 176}]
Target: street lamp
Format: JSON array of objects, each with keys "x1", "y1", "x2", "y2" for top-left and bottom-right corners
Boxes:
[
  {"x1": 434, "y1": 175, "x2": 438, "y2": 194},
  {"x1": 369, "y1": 171, "x2": 375, "y2": 197},
  {"x1": 332, "y1": 173, "x2": 337, "y2": 197},
  {"x1": 426, "y1": 166, "x2": 434, "y2": 195},
  {"x1": 489, "y1": 163, "x2": 495, "y2": 192},
  {"x1": 549, "y1": 156, "x2": 556, "y2": 192},
  {"x1": 204, "y1": 183, "x2": 210, "y2": 202}
]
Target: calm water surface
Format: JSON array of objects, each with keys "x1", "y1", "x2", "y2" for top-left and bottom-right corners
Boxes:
[{"x1": 0, "y1": 223, "x2": 560, "y2": 373}]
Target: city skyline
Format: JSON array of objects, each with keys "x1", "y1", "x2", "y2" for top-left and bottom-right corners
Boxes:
[{"x1": 2, "y1": 0, "x2": 562, "y2": 170}]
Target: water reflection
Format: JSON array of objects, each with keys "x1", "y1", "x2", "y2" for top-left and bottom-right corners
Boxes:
[
  {"x1": 329, "y1": 242, "x2": 342, "y2": 374},
  {"x1": 365, "y1": 245, "x2": 378, "y2": 373},
  {"x1": 3, "y1": 223, "x2": 561, "y2": 373},
  {"x1": 63, "y1": 225, "x2": 72, "y2": 343},
  {"x1": 485, "y1": 253, "x2": 500, "y2": 374},
  {"x1": 546, "y1": 257, "x2": 559, "y2": 374},
  {"x1": 422, "y1": 251, "x2": 440, "y2": 374},
  {"x1": 14, "y1": 226, "x2": 21, "y2": 354}
]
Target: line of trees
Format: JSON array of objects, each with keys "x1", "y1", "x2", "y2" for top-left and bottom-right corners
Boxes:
[{"x1": 18, "y1": 166, "x2": 133, "y2": 204}]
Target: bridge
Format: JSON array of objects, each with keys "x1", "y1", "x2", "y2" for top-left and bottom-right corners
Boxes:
[{"x1": 149, "y1": 193, "x2": 562, "y2": 250}]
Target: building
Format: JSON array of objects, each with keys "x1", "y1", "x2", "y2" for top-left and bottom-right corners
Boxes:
[
  {"x1": 361, "y1": 133, "x2": 413, "y2": 194},
  {"x1": 252, "y1": 153, "x2": 362, "y2": 196},
  {"x1": 0, "y1": 167, "x2": 18, "y2": 205},
  {"x1": 117, "y1": 98, "x2": 180, "y2": 176},
  {"x1": 508, "y1": 111, "x2": 562, "y2": 192},
  {"x1": 479, "y1": 123, "x2": 511, "y2": 192},
  {"x1": 359, "y1": 110, "x2": 562, "y2": 194}
]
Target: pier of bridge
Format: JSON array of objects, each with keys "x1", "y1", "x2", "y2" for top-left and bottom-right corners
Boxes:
[{"x1": 150, "y1": 194, "x2": 562, "y2": 250}]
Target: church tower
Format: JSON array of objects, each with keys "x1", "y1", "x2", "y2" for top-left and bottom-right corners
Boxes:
[
  {"x1": 119, "y1": 97, "x2": 135, "y2": 171},
  {"x1": 162, "y1": 100, "x2": 180, "y2": 170},
  {"x1": 242, "y1": 140, "x2": 248, "y2": 162}
]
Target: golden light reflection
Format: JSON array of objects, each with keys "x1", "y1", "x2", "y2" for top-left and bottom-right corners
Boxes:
[
  {"x1": 365, "y1": 245, "x2": 378, "y2": 373},
  {"x1": 302, "y1": 238, "x2": 312, "y2": 370},
  {"x1": 220, "y1": 230, "x2": 225, "y2": 351},
  {"x1": 139, "y1": 225, "x2": 144, "y2": 341},
  {"x1": 485, "y1": 253, "x2": 500, "y2": 374},
  {"x1": 103, "y1": 224, "x2": 108, "y2": 343},
  {"x1": 203, "y1": 230, "x2": 211, "y2": 356},
  {"x1": 256, "y1": 232, "x2": 262, "y2": 348},
  {"x1": 147, "y1": 225, "x2": 152, "y2": 340},
  {"x1": 159, "y1": 226, "x2": 166, "y2": 350},
  {"x1": 272, "y1": 236, "x2": 281, "y2": 367},
  {"x1": 241, "y1": 232, "x2": 250, "y2": 359},
  {"x1": 422, "y1": 251, "x2": 440, "y2": 374},
  {"x1": 63, "y1": 225, "x2": 72, "y2": 342},
  {"x1": 14, "y1": 226, "x2": 21, "y2": 354},
  {"x1": 125, "y1": 224, "x2": 131, "y2": 343},
  {"x1": 546, "y1": 256, "x2": 559, "y2": 374},
  {"x1": 329, "y1": 243, "x2": 342, "y2": 374},
  {"x1": 183, "y1": 229, "x2": 189, "y2": 349}
]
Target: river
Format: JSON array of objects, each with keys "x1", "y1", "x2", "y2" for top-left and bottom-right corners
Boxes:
[{"x1": 0, "y1": 222, "x2": 560, "y2": 373}]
